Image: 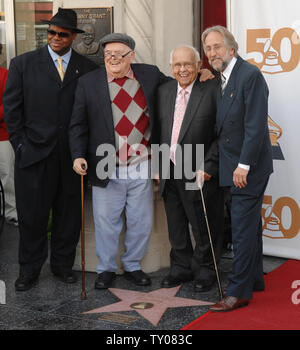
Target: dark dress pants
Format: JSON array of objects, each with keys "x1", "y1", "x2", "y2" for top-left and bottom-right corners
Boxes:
[
  {"x1": 14, "y1": 144, "x2": 81, "y2": 277},
  {"x1": 163, "y1": 176, "x2": 224, "y2": 280},
  {"x1": 225, "y1": 176, "x2": 270, "y2": 299}
]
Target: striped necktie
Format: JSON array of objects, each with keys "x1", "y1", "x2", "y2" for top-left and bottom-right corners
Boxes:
[
  {"x1": 221, "y1": 73, "x2": 226, "y2": 96},
  {"x1": 57, "y1": 57, "x2": 65, "y2": 81},
  {"x1": 170, "y1": 89, "x2": 188, "y2": 164}
]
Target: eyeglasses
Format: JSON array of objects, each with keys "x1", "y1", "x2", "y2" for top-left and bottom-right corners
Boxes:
[
  {"x1": 205, "y1": 44, "x2": 225, "y2": 54},
  {"x1": 104, "y1": 51, "x2": 133, "y2": 59},
  {"x1": 47, "y1": 29, "x2": 72, "y2": 38},
  {"x1": 172, "y1": 63, "x2": 196, "y2": 71}
]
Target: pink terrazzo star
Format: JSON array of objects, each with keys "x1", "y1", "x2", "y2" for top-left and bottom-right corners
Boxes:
[{"x1": 83, "y1": 286, "x2": 214, "y2": 326}]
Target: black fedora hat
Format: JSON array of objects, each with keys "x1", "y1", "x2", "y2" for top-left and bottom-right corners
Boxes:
[{"x1": 41, "y1": 8, "x2": 84, "y2": 33}]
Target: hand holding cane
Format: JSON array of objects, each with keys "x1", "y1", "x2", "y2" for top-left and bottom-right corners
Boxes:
[
  {"x1": 198, "y1": 172, "x2": 224, "y2": 299},
  {"x1": 80, "y1": 164, "x2": 87, "y2": 300}
]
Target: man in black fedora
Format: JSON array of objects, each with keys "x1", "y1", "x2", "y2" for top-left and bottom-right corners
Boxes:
[{"x1": 3, "y1": 8, "x2": 98, "y2": 291}]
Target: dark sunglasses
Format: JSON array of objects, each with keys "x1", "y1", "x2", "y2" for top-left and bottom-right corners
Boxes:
[{"x1": 47, "y1": 29, "x2": 72, "y2": 38}]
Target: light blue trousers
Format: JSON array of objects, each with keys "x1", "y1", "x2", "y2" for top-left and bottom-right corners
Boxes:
[{"x1": 92, "y1": 161, "x2": 153, "y2": 274}]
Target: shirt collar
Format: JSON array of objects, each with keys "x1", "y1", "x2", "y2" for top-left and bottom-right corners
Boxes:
[
  {"x1": 177, "y1": 79, "x2": 196, "y2": 96},
  {"x1": 47, "y1": 45, "x2": 72, "y2": 65},
  {"x1": 222, "y1": 56, "x2": 237, "y2": 83},
  {"x1": 107, "y1": 67, "x2": 135, "y2": 83}
]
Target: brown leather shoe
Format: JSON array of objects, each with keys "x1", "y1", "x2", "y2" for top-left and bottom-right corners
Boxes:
[{"x1": 210, "y1": 296, "x2": 249, "y2": 312}]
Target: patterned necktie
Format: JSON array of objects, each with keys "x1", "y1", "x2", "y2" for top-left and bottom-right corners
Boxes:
[
  {"x1": 170, "y1": 89, "x2": 188, "y2": 164},
  {"x1": 221, "y1": 73, "x2": 226, "y2": 96},
  {"x1": 57, "y1": 57, "x2": 65, "y2": 81}
]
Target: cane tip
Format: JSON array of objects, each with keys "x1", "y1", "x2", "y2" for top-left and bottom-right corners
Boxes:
[{"x1": 80, "y1": 292, "x2": 87, "y2": 300}]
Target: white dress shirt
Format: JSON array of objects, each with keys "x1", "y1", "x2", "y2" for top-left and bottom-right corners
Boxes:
[{"x1": 174, "y1": 80, "x2": 195, "y2": 109}]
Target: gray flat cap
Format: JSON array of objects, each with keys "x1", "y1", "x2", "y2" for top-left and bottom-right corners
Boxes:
[{"x1": 100, "y1": 33, "x2": 136, "y2": 50}]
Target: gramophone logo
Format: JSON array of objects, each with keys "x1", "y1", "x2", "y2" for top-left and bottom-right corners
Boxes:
[
  {"x1": 268, "y1": 116, "x2": 284, "y2": 160},
  {"x1": 263, "y1": 116, "x2": 299, "y2": 240},
  {"x1": 247, "y1": 27, "x2": 300, "y2": 240},
  {"x1": 261, "y1": 39, "x2": 283, "y2": 74},
  {"x1": 247, "y1": 27, "x2": 300, "y2": 74},
  {"x1": 262, "y1": 196, "x2": 300, "y2": 240}
]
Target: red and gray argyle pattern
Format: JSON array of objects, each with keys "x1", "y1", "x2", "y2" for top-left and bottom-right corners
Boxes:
[{"x1": 109, "y1": 76, "x2": 151, "y2": 165}]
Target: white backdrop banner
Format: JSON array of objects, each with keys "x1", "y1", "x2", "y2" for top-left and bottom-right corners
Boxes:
[{"x1": 227, "y1": 0, "x2": 300, "y2": 259}]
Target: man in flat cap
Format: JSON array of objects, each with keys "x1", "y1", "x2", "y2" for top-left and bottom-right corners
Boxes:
[
  {"x1": 3, "y1": 8, "x2": 98, "y2": 291},
  {"x1": 69, "y1": 33, "x2": 170, "y2": 289}
]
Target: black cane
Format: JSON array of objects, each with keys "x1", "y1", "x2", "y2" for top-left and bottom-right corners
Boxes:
[
  {"x1": 80, "y1": 164, "x2": 87, "y2": 300},
  {"x1": 199, "y1": 184, "x2": 224, "y2": 299}
]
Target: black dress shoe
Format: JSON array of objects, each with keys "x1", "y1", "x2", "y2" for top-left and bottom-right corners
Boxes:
[
  {"x1": 95, "y1": 272, "x2": 116, "y2": 290},
  {"x1": 15, "y1": 275, "x2": 39, "y2": 291},
  {"x1": 53, "y1": 270, "x2": 77, "y2": 284},
  {"x1": 161, "y1": 274, "x2": 192, "y2": 288},
  {"x1": 194, "y1": 278, "x2": 215, "y2": 292},
  {"x1": 124, "y1": 270, "x2": 151, "y2": 286}
]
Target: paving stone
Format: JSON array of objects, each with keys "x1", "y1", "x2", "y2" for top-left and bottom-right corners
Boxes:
[{"x1": 0, "y1": 222, "x2": 287, "y2": 330}]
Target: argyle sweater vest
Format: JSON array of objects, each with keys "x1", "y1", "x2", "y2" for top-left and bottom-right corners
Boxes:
[{"x1": 108, "y1": 76, "x2": 151, "y2": 166}]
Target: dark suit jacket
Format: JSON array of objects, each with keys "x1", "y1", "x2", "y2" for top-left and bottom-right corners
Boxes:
[
  {"x1": 217, "y1": 56, "x2": 273, "y2": 194},
  {"x1": 3, "y1": 46, "x2": 98, "y2": 192},
  {"x1": 157, "y1": 78, "x2": 219, "y2": 196},
  {"x1": 69, "y1": 63, "x2": 169, "y2": 187}
]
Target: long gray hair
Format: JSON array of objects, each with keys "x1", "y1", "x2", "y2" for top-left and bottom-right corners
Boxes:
[{"x1": 202, "y1": 25, "x2": 239, "y2": 57}]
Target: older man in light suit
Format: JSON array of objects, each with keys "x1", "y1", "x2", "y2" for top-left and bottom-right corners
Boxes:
[
  {"x1": 203, "y1": 26, "x2": 273, "y2": 312},
  {"x1": 157, "y1": 46, "x2": 224, "y2": 292}
]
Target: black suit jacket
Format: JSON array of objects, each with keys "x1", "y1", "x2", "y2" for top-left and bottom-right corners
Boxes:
[
  {"x1": 157, "y1": 78, "x2": 219, "y2": 196},
  {"x1": 216, "y1": 56, "x2": 273, "y2": 194},
  {"x1": 3, "y1": 46, "x2": 98, "y2": 192},
  {"x1": 69, "y1": 63, "x2": 169, "y2": 187}
]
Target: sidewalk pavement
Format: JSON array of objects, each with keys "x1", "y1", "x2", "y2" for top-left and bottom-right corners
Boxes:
[{"x1": 0, "y1": 222, "x2": 286, "y2": 331}]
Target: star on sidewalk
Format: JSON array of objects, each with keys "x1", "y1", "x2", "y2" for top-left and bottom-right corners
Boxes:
[{"x1": 83, "y1": 286, "x2": 214, "y2": 326}]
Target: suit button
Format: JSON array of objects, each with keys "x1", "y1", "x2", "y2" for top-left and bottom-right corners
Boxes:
[{"x1": 226, "y1": 138, "x2": 230, "y2": 143}]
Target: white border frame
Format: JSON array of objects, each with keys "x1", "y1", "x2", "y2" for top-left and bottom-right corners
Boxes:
[
  {"x1": 226, "y1": 0, "x2": 232, "y2": 31},
  {"x1": 4, "y1": 0, "x2": 16, "y2": 65}
]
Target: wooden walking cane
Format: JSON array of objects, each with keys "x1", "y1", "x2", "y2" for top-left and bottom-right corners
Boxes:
[{"x1": 80, "y1": 166, "x2": 87, "y2": 300}]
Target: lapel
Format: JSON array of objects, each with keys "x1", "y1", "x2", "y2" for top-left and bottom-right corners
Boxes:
[
  {"x1": 93, "y1": 68, "x2": 116, "y2": 140},
  {"x1": 38, "y1": 46, "x2": 62, "y2": 85},
  {"x1": 164, "y1": 80, "x2": 178, "y2": 144},
  {"x1": 132, "y1": 65, "x2": 150, "y2": 97},
  {"x1": 131, "y1": 64, "x2": 155, "y2": 130},
  {"x1": 37, "y1": 47, "x2": 84, "y2": 87},
  {"x1": 177, "y1": 80, "x2": 205, "y2": 144},
  {"x1": 62, "y1": 50, "x2": 83, "y2": 87},
  {"x1": 217, "y1": 56, "x2": 244, "y2": 134}
]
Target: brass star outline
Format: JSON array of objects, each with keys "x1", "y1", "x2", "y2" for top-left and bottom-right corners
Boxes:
[{"x1": 83, "y1": 285, "x2": 214, "y2": 326}]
